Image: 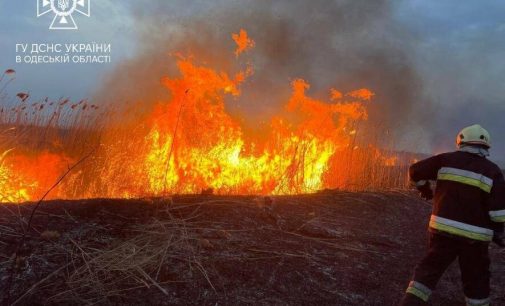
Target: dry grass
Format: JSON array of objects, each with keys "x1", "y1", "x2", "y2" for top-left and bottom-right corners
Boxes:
[
  {"x1": 4, "y1": 192, "x2": 495, "y2": 305},
  {"x1": 38, "y1": 206, "x2": 211, "y2": 305}
]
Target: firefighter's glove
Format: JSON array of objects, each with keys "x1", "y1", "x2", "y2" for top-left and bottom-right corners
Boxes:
[
  {"x1": 493, "y1": 232, "x2": 505, "y2": 247},
  {"x1": 416, "y1": 183, "x2": 433, "y2": 201}
]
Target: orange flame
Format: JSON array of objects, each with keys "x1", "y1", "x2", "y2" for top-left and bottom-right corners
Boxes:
[
  {"x1": 232, "y1": 29, "x2": 255, "y2": 57},
  {"x1": 140, "y1": 60, "x2": 372, "y2": 195},
  {"x1": 0, "y1": 29, "x2": 402, "y2": 203},
  {"x1": 0, "y1": 150, "x2": 69, "y2": 203}
]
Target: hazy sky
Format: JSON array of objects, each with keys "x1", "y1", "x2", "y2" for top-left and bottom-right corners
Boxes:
[{"x1": 0, "y1": 0, "x2": 504, "y2": 164}]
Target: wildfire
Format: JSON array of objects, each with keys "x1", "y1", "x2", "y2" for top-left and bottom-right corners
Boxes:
[
  {"x1": 0, "y1": 30, "x2": 402, "y2": 203},
  {"x1": 138, "y1": 55, "x2": 378, "y2": 195},
  {"x1": 0, "y1": 149, "x2": 69, "y2": 202},
  {"x1": 0, "y1": 149, "x2": 31, "y2": 203}
]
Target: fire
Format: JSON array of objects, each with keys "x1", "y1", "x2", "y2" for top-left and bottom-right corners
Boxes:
[
  {"x1": 0, "y1": 30, "x2": 403, "y2": 203},
  {"x1": 232, "y1": 29, "x2": 255, "y2": 57},
  {"x1": 0, "y1": 149, "x2": 32, "y2": 203},
  {"x1": 0, "y1": 149, "x2": 69, "y2": 202},
  {"x1": 140, "y1": 56, "x2": 371, "y2": 195},
  {"x1": 347, "y1": 88, "x2": 375, "y2": 101}
]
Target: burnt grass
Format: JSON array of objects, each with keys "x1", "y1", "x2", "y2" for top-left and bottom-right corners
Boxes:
[{"x1": 0, "y1": 191, "x2": 504, "y2": 305}]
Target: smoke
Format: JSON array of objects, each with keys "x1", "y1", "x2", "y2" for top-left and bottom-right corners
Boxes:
[
  {"x1": 94, "y1": 0, "x2": 430, "y2": 148},
  {"x1": 411, "y1": 18, "x2": 505, "y2": 161}
]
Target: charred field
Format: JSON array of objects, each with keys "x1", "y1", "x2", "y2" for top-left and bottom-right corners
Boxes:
[{"x1": 1, "y1": 191, "x2": 504, "y2": 306}]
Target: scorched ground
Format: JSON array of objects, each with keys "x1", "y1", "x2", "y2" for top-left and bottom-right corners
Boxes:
[{"x1": 1, "y1": 191, "x2": 504, "y2": 305}]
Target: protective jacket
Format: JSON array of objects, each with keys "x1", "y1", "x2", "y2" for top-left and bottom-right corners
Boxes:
[{"x1": 410, "y1": 150, "x2": 505, "y2": 242}]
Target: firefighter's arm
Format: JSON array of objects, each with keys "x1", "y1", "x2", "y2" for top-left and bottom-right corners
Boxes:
[
  {"x1": 409, "y1": 155, "x2": 442, "y2": 200},
  {"x1": 489, "y1": 171, "x2": 505, "y2": 246}
]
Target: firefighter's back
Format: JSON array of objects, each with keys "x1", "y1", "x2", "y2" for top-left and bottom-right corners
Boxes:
[{"x1": 431, "y1": 150, "x2": 502, "y2": 240}]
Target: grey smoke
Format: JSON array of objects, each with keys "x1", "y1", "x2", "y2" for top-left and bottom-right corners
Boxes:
[{"x1": 93, "y1": 0, "x2": 431, "y2": 153}]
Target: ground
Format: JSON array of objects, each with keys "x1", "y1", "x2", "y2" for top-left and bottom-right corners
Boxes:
[{"x1": 0, "y1": 191, "x2": 504, "y2": 305}]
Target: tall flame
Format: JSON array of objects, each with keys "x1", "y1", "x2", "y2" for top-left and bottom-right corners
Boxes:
[{"x1": 0, "y1": 30, "x2": 402, "y2": 203}]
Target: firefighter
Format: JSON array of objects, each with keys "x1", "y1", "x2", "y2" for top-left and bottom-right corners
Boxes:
[{"x1": 400, "y1": 124, "x2": 505, "y2": 306}]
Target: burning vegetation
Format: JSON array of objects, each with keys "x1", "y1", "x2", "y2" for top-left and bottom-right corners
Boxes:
[{"x1": 0, "y1": 30, "x2": 407, "y2": 203}]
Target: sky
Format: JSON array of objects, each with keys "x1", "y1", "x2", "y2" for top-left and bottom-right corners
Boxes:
[
  {"x1": 0, "y1": 0, "x2": 504, "y2": 165},
  {"x1": 395, "y1": 0, "x2": 505, "y2": 164}
]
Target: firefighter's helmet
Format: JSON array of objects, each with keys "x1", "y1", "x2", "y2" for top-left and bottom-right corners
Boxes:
[{"x1": 456, "y1": 124, "x2": 491, "y2": 148}]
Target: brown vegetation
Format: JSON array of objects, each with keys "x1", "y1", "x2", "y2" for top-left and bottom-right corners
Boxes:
[{"x1": 1, "y1": 192, "x2": 504, "y2": 305}]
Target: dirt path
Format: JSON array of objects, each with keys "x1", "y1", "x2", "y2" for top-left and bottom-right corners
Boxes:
[{"x1": 0, "y1": 191, "x2": 503, "y2": 305}]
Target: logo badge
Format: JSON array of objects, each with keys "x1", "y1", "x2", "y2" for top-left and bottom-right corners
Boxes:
[{"x1": 37, "y1": 0, "x2": 91, "y2": 30}]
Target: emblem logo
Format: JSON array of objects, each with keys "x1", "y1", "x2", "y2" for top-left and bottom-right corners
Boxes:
[{"x1": 37, "y1": 0, "x2": 91, "y2": 30}]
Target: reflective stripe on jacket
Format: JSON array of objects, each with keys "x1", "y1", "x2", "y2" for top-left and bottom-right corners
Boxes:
[{"x1": 410, "y1": 150, "x2": 505, "y2": 241}]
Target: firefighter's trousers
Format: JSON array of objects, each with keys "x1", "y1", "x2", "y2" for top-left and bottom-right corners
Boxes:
[{"x1": 400, "y1": 233, "x2": 490, "y2": 306}]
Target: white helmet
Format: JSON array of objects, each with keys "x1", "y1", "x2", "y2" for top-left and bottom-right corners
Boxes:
[{"x1": 456, "y1": 124, "x2": 491, "y2": 148}]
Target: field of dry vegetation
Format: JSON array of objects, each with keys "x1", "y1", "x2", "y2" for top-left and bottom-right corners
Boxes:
[{"x1": 1, "y1": 192, "x2": 504, "y2": 305}]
